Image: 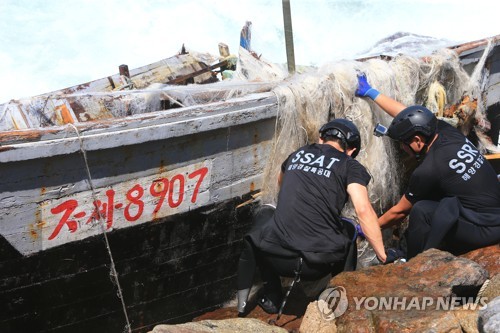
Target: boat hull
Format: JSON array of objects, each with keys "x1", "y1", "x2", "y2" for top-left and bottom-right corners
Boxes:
[
  {"x1": 0, "y1": 95, "x2": 277, "y2": 332},
  {"x1": 0, "y1": 196, "x2": 255, "y2": 332}
]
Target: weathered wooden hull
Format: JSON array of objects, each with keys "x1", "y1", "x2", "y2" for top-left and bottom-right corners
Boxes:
[
  {"x1": 456, "y1": 38, "x2": 500, "y2": 149},
  {"x1": 455, "y1": 37, "x2": 500, "y2": 171},
  {"x1": 0, "y1": 94, "x2": 279, "y2": 332},
  {"x1": 1, "y1": 198, "x2": 253, "y2": 332}
]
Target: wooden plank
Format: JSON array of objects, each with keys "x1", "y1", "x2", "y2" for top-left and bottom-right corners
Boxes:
[
  {"x1": 0, "y1": 116, "x2": 275, "y2": 255},
  {"x1": 0, "y1": 80, "x2": 277, "y2": 132},
  {"x1": 31, "y1": 52, "x2": 219, "y2": 97},
  {"x1": 485, "y1": 153, "x2": 500, "y2": 160},
  {"x1": 451, "y1": 34, "x2": 500, "y2": 56},
  {"x1": 485, "y1": 153, "x2": 500, "y2": 174},
  {"x1": 165, "y1": 60, "x2": 228, "y2": 85},
  {"x1": 36, "y1": 161, "x2": 211, "y2": 250},
  {"x1": 0, "y1": 93, "x2": 277, "y2": 162}
]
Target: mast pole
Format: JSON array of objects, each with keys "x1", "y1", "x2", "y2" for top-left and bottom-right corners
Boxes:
[{"x1": 282, "y1": 0, "x2": 296, "y2": 74}]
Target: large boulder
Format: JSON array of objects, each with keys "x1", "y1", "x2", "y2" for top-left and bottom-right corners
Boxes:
[
  {"x1": 148, "y1": 318, "x2": 287, "y2": 333},
  {"x1": 461, "y1": 245, "x2": 500, "y2": 277},
  {"x1": 300, "y1": 249, "x2": 489, "y2": 333},
  {"x1": 462, "y1": 245, "x2": 500, "y2": 303},
  {"x1": 300, "y1": 301, "x2": 337, "y2": 333}
]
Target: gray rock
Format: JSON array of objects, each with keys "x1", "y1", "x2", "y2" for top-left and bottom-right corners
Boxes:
[{"x1": 478, "y1": 296, "x2": 500, "y2": 333}]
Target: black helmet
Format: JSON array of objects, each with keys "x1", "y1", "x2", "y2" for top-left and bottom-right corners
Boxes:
[
  {"x1": 319, "y1": 118, "x2": 361, "y2": 158},
  {"x1": 387, "y1": 105, "x2": 437, "y2": 142}
]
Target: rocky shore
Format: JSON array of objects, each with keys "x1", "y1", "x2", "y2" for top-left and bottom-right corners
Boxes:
[{"x1": 149, "y1": 245, "x2": 499, "y2": 333}]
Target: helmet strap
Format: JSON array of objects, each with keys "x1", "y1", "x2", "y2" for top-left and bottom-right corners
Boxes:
[
  {"x1": 412, "y1": 142, "x2": 430, "y2": 162},
  {"x1": 405, "y1": 135, "x2": 431, "y2": 162},
  {"x1": 339, "y1": 139, "x2": 348, "y2": 152},
  {"x1": 322, "y1": 129, "x2": 348, "y2": 152}
]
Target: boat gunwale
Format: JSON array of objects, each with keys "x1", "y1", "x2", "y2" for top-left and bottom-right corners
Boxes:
[{"x1": 0, "y1": 92, "x2": 277, "y2": 163}]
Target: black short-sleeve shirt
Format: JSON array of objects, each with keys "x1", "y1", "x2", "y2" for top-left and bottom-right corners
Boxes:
[
  {"x1": 405, "y1": 121, "x2": 500, "y2": 209},
  {"x1": 272, "y1": 143, "x2": 371, "y2": 253}
]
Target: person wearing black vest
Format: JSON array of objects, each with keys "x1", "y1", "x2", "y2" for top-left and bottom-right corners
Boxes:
[
  {"x1": 356, "y1": 74, "x2": 500, "y2": 260},
  {"x1": 236, "y1": 119, "x2": 388, "y2": 316}
]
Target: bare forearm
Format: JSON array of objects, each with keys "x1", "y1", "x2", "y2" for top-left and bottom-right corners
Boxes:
[
  {"x1": 378, "y1": 196, "x2": 412, "y2": 229},
  {"x1": 373, "y1": 94, "x2": 406, "y2": 118},
  {"x1": 357, "y1": 207, "x2": 386, "y2": 262},
  {"x1": 378, "y1": 209, "x2": 406, "y2": 229}
]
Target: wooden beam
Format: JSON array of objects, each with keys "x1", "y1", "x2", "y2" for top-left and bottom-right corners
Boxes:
[
  {"x1": 485, "y1": 153, "x2": 500, "y2": 160},
  {"x1": 485, "y1": 153, "x2": 500, "y2": 175},
  {"x1": 0, "y1": 93, "x2": 278, "y2": 162},
  {"x1": 119, "y1": 64, "x2": 130, "y2": 78},
  {"x1": 165, "y1": 60, "x2": 228, "y2": 85},
  {"x1": 107, "y1": 76, "x2": 116, "y2": 89}
]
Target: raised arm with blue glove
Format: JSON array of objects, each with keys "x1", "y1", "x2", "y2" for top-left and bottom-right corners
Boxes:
[
  {"x1": 355, "y1": 73, "x2": 380, "y2": 100},
  {"x1": 355, "y1": 73, "x2": 407, "y2": 117}
]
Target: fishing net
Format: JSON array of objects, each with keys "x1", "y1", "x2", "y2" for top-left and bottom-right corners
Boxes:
[
  {"x1": 0, "y1": 80, "x2": 281, "y2": 130},
  {"x1": 260, "y1": 43, "x2": 497, "y2": 219},
  {"x1": 0, "y1": 48, "x2": 284, "y2": 130}
]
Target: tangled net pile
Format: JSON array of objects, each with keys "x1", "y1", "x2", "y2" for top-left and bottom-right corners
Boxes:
[{"x1": 260, "y1": 42, "x2": 497, "y2": 218}]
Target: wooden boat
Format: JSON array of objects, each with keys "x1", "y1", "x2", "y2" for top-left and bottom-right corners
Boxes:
[
  {"x1": 0, "y1": 34, "x2": 499, "y2": 333},
  {"x1": 0, "y1": 40, "x2": 287, "y2": 332},
  {"x1": 450, "y1": 36, "x2": 500, "y2": 172}
]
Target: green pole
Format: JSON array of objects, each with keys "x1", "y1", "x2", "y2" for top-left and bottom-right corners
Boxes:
[{"x1": 282, "y1": 0, "x2": 296, "y2": 74}]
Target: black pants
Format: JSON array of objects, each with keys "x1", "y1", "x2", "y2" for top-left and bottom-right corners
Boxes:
[
  {"x1": 406, "y1": 197, "x2": 500, "y2": 259},
  {"x1": 237, "y1": 237, "x2": 347, "y2": 304},
  {"x1": 237, "y1": 205, "x2": 356, "y2": 304}
]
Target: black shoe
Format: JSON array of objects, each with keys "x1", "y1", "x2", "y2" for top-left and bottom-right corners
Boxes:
[{"x1": 258, "y1": 295, "x2": 280, "y2": 314}]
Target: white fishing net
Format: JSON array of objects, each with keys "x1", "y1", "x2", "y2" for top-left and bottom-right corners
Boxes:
[
  {"x1": 260, "y1": 43, "x2": 498, "y2": 218},
  {"x1": 260, "y1": 62, "x2": 401, "y2": 217},
  {"x1": 0, "y1": 79, "x2": 282, "y2": 130},
  {"x1": 0, "y1": 43, "x2": 290, "y2": 131},
  {"x1": 235, "y1": 47, "x2": 288, "y2": 82}
]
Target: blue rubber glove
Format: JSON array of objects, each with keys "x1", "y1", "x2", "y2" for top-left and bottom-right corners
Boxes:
[
  {"x1": 355, "y1": 73, "x2": 380, "y2": 100},
  {"x1": 383, "y1": 248, "x2": 406, "y2": 264}
]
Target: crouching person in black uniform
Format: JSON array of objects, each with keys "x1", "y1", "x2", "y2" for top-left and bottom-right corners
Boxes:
[
  {"x1": 356, "y1": 74, "x2": 500, "y2": 260},
  {"x1": 236, "y1": 119, "x2": 388, "y2": 315}
]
